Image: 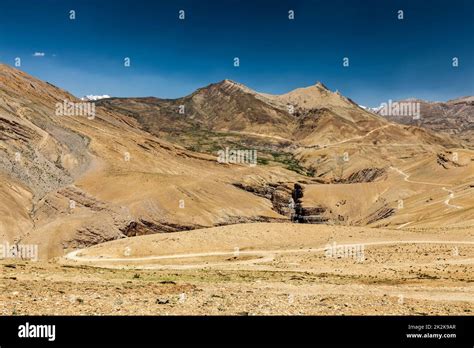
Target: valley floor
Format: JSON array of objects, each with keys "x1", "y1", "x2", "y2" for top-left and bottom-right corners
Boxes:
[{"x1": 1, "y1": 223, "x2": 473, "y2": 315}]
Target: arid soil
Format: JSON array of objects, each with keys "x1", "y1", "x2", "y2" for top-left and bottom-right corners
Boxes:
[
  {"x1": 1, "y1": 64, "x2": 473, "y2": 316},
  {"x1": 1, "y1": 223, "x2": 472, "y2": 315}
]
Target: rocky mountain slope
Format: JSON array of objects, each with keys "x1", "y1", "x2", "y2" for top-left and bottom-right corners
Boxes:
[
  {"x1": 0, "y1": 64, "x2": 304, "y2": 259},
  {"x1": 97, "y1": 79, "x2": 461, "y2": 180},
  {"x1": 97, "y1": 79, "x2": 473, "y2": 230},
  {"x1": 1, "y1": 64, "x2": 472, "y2": 261},
  {"x1": 377, "y1": 97, "x2": 474, "y2": 145}
]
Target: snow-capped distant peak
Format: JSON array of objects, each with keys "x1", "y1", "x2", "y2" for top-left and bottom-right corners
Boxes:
[
  {"x1": 81, "y1": 95, "x2": 111, "y2": 101},
  {"x1": 359, "y1": 105, "x2": 381, "y2": 113}
]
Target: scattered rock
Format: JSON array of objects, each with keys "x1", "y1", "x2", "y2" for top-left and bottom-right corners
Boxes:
[
  {"x1": 156, "y1": 298, "x2": 170, "y2": 305},
  {"x1": 159, "y1": 280, "x2": 177, "y2": 285}
]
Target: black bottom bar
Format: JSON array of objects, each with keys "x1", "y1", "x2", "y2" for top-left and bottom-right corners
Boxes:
[{"x1": 0, "y1": 316, "x2": 472, "y2": 346}]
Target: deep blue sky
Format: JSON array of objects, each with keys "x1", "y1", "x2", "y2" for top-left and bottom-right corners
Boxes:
[{"x1": 0, "y1": 0, "x2": 473, "y2": 106}]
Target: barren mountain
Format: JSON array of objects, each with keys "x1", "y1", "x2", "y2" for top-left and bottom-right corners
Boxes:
[
  {"x1": 97, "y1": 80, "x2": 460, "y2": 178},
  {"x1": 377, "y1": 97, "x2": 474, "y2": 145},
  {"x1": 99, "y1": 80, "x2": 457, "y2": 145},
  {"x1": 1, "y1": 64, "x2": 473, "y2": 262},
  {"x1": 0, "y1": 64, "x2": 304, "y2": 259},
  {"x1": 97, "y1": 79, "x2": 296, "y2": 139},
  {"x1": 97, "y1": 79, "x2": 473, "y2": 230}
]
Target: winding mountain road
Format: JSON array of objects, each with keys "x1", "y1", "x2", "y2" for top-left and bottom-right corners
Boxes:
[
  {"x1": 301, "y1": 124, "x2": 392, "y2": 149},
  {"x1": 389, "y1": 166, "x2": 464, "y2": 209},
  {"x1": 442, "y1": 187, "x2": 463, "y2": 209},
  {"x1": 64, "y1": 240, "x2": 474, "y2": 270}
]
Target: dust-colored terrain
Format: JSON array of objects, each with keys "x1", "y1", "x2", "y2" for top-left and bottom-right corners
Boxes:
[
  {"x1": 0, "y1": 64, "x2": 473, "y2": 315},
  {"x1": 379, "y1": 97, "x2": 474, "y2": 146},
  {"x1": 1, "y1": 223, "x2": 473, "y2": 315}
]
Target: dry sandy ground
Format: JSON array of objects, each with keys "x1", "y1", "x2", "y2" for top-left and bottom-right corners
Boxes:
[{"x1": 1, "y1": 223, "x2": 472, "y2": 315}]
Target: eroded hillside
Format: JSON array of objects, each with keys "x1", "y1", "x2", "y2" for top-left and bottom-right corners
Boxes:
[
  {"x1": 0, "y1": 64, "x2": 306, "y2": 259},
  {"x1": 1, "y1": 64, "x2": 473, "y2": 261}
]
